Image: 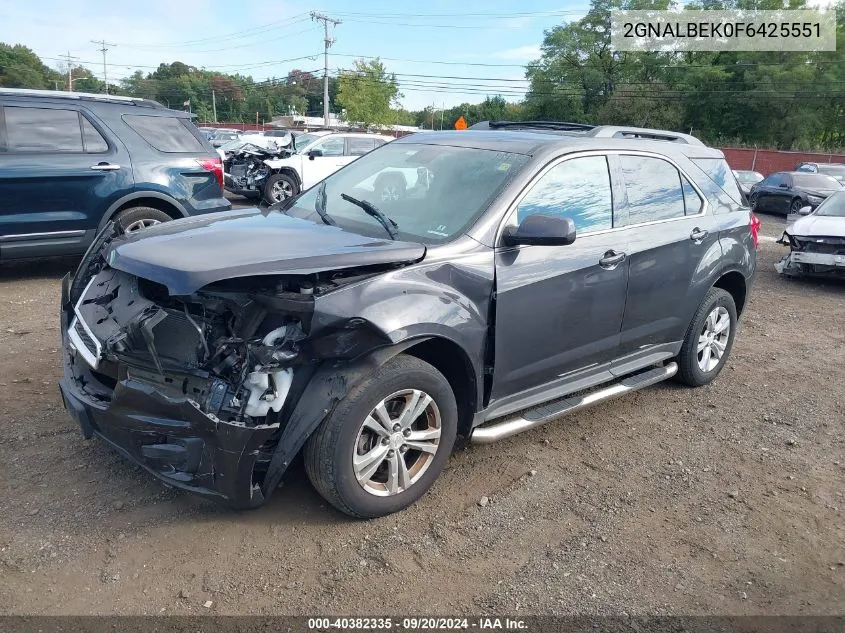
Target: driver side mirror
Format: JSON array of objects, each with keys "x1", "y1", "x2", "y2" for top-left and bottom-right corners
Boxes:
[
  {"x1": 307, "y1": 148, "x2": 323, "y2": 160},
  {"x1": 502, "y1": 214, "x2": 576, "y2": 247},
  {"x1": 798, "y1": 205, "x2": 813, "y2": 215}
]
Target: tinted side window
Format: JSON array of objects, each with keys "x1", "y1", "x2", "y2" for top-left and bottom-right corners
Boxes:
[
  {"x1": 517, "y1": 155, "x2": 613, "y2": 233},
  {"x1": 691, "y1": 158, "x2": 744, "y2": 204},
  {"x1": 315, "y1": 137, "x2": 345, "y2": 157},
  {"x1": 619, "y1": 155, "x2": 685, "y2": 224},
  {"x1": 682, "y1": 177, "x2": 703, "y2": 215},
  {"x1": 123, "y1": 115, "x2": 205, "y2": 152},
  {"x1": 80, "y1": 116, "x2": 108, "y2": 152},
  {"x1": 347, "y1": 137, "x2": 375, "y2": 156},
  {"x1": 4, "y1": 106, "x2": 82, "y2": 152}
]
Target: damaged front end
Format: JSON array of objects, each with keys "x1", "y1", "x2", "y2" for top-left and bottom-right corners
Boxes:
[
  {"x1": 776, "y1": 231, "x2": 845, "y2": 278},
  {"x1": 58, "y1": 224, "x2": 398, "y2": 507}
]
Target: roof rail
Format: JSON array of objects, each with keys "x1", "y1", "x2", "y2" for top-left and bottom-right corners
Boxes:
[
  {"x1": 0, "y1": 87, "x2": 165, "y2": 109},
  {"x1": 586, "y1": 125, "x2": 705, "y2": 146},
  {"x1": 470, "y1": 119, "x2": 705, "y2": 146}
]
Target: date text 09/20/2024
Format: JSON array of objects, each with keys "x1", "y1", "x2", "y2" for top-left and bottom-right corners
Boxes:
[{"x1": 307, "y1": 617, "x2": 528, "y2": 630}]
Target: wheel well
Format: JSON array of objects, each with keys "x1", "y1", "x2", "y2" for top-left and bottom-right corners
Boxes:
[
  {"x1": 113, "y1": 197, "x2": 182, "y2": 221},
  {"x1": 404, "y1": 338, "x2": 477, "y2": 438},
  {"x1": 714, "y1": 271, "x2": 747, "y2": 315},
  {"x1": 275, "y1": 168, "x2": 301, "y2": 188}
]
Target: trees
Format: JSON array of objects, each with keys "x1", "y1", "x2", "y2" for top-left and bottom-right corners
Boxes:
[
  {"x1": 0, "y1": 43, "x2": 62, "y2": 89},
  {"x1": 336, "y1": 58, "x2": 401, "y2": 126}
]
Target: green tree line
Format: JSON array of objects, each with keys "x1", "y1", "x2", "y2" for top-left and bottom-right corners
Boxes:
[{"x1": 2, "y1": 0, "x2": 844, "y2": 149}]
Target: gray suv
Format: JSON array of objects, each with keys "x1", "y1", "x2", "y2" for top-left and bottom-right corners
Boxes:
[{"x1": 58, "y1": 121, "x2": 758, "y2": 518}]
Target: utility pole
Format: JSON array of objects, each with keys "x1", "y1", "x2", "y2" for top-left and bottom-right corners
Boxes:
[
  {"x1": 59, "y1": 51, "x2": 79, "y2": 92},
  {"x1": 440, "y1": 102, "x2": 445, "y2": 130},
  {"x1": 212, "y1": 90, "x2": 217, "y2": 122},
  {"x1": 310, "y1": 11, "x2": 341, "y2": 127},
  {"x1": 91, "y1": 40, "x2": 116, "y2": 94}
]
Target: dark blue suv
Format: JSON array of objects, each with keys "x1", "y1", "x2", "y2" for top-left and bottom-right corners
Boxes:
[{"x1": 0, "y1": 88, "x2": 230, "y2": 259}]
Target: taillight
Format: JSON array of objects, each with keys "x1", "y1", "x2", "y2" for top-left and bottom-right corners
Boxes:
[
  {"x1": 197, "y1": 158, "x2": 224, "y2": 191},
  {"x1": 750, "y1": 212, "x2": 761, "y2": 248}
]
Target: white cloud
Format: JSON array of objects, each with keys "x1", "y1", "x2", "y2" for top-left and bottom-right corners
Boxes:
[{"x1": 491, "y1": 45, "x2": 542, "y2": 61}]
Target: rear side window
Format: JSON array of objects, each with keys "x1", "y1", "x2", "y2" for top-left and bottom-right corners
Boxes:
[
  {"x1": 517, "y1": 155, "x2": 613, "y2": 233},
  {"x1": 4, "y1": 106, "x2": 83, "y2": 152},
  {"x1": 691, "y1": 158, "x2": 744, "y2": 204},
  {"x1": 80, "y1": 116, "x2": 108, "y2": 152},
  {"x1": 619, "y1": 155, "x2": 686, "y2": 225},
  {"x1": 682, "y1": 178, "x2": 703, "y2": 215},
  {"x1": 347, "y1": 137, "x2": 376, "y2": 156},
  {"x1": 123, "y1": 115, "x2": 205, "y2": 152}
]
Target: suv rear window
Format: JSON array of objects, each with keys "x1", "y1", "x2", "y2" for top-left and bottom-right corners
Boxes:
[
  {"x1": 123, "y1": 115, "x2": 205, "y2": 153},
  {"x1": 619, "y1": 155, "x2": 686, "y2": 224}
]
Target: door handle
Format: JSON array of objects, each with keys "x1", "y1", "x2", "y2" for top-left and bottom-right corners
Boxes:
[
  {"x1": 599, "y1": 250, "x2": 626, "y2": 269},
  {"x1": 90, "y1": 163, "x2": 120, "y2": 171},
  {"x1": 690, "y1": 228, "x2": 709, "y2": 242}
]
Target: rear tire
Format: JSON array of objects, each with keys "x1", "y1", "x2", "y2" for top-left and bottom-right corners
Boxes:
[
  {"x1": 263, "y1": 173, "x2": 299, "y2": 205},
  {"x1": 304, "y1": 355, "x2": 458, "y2": 519},
  {"x1": 112, "y1": 207, "x2": 172, "y2": 234},
  {"x1": 675, "y1": 288, "x2": 737, "y2": 387}
]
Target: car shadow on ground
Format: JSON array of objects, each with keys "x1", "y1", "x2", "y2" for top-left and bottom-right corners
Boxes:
[{"x1": 0, "y1": 256, "x2": 79, "y2": 282}]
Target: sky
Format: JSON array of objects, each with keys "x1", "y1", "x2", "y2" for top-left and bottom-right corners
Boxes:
[{"x1": 0, "y1": 0, "x2": 590, "y2": 111}]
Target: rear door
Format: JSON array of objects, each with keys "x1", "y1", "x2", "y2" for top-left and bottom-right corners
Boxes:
[
  {"x1": 0, "y1": 102, "x2": 133, "y2": 258},
  {"x1": 492, "y1": 154, "x2": 630, "y2": 400},
  {"x1": 613, "y1": 153, "x2": 719, "y2": 369}
]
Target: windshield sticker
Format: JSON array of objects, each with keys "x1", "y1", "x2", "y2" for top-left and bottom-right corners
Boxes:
[
  {"x1": 427, "y1": 225, "x2": 449, "y2": 237},
  {"x1": 498, "y1": 163, "x2": 511, "y2": 172}
]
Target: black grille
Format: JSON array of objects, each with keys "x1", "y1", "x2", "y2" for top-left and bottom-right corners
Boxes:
[{"x1": 74, "y1": 318, "x2": 98, "y2": 355}]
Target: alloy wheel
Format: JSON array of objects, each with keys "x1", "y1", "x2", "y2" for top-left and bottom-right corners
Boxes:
[
  {"x1": 352, "y1": 389, "x2": 441, "y2": 497},
  {"x1": 123, "y1": 218, "x2": 162, "y2": 233},
  {"x1": 271, "y1": 180, "x2": 293, "y2": 202},
  {"x1": 697, "y1": 306, "x2": 731, "y2": 372}
]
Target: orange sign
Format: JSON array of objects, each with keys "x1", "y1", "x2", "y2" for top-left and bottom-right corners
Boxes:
[{"x1": 454, "y1": 116, "x2": 467, "y2": 130}]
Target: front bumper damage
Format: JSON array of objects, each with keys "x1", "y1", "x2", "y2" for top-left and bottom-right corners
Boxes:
[
  {"x1": 57, "y1": 229, "x2": 402, "y2": 507},
  {"x1": 776, "y1": 232, "x2": 845, "y2": 278}
]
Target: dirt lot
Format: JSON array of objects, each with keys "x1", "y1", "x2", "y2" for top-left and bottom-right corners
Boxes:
[{"x1": 0, "y1": 213, "x2": 842, "y2": 616}]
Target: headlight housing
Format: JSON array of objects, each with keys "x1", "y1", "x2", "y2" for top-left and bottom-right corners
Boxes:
[{"x1": 806, "y1": 195, "x2": 824, "y2": 205}]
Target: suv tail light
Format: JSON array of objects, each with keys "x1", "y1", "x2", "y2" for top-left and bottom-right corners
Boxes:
[
  {"x1": 750, "y1": 211, "x2": 761, "y2": 248},
  {"x1": 197, "y1": 158, "x2": 224, "y2": 191}
]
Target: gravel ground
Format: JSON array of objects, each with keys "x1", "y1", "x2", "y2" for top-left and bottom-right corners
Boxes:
[{"x1": 0, "y1": 212, "x2": 842, "y2": 615}]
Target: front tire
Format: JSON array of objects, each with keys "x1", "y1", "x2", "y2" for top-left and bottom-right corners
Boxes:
[
  {"x1": 263, "y1": 173, "x2": 299, "y2": 205},
  {"x1": 675, "y1": 288, "x2": 738, "y2": 387},
  {"x1": 789, "y1": 198, "x2": 803, "y2": 215},
  {"x1": 304, "y1": 355, "x2": 458, "y2": 519}
]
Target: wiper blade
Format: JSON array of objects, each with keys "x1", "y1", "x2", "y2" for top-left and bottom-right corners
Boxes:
[
  {"x1": 340, "y1": 192, "x2": 399, "y2": 240},
  {"x1": 314, "y1": 181, "x2": 336, "y2": 226}
]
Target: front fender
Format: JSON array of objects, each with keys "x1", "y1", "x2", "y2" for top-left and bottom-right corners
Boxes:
[{"x1": 260, "y1": 340, "x2": 424, "y2": 497}]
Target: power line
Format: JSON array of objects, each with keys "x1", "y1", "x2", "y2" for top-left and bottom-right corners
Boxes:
[{"x1": 57, "y1": 51, "x2": 80, "y2": 92}]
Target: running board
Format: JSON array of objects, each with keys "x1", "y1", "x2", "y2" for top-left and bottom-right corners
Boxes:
[{"x1": 470, "y1": 362, "x2": 678, "y2": 444}]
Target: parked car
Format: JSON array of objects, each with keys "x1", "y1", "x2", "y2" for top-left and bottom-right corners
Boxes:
[
  {"x1": 732, "y1": 169, "x2": 764, "y2": 195},
  {"x1": 209, "y1": 129, "x2": 242, "y2": 147},
  {"x1": 748, "y1": 171, "x2": 842, "y2": 215},
  {"x1": 776, "y1": 191, "x2": 845, "y2": 278},
  {"x1": 262, "y1": 131, "x2": 393, "y2": 204},
  {"x1": 264, "y1": 129, "x2": 291, "y2": 138},
  {"x1": 197, "y1": 126, "x2": 217, "y2": 141},
  {"x1": 795, "y1": 162, "x2": 845, "y2": 185},
  {"x1": 58, "y1": 121, "x2": 757, "y2": 518},
  {"x1": 0, "y1": 88, "x2": 229, "y2": 260}
]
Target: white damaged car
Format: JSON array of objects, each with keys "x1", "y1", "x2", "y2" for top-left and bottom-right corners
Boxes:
[{"x1": 776, "y1": 191, "x2": 845, "y2": 278}]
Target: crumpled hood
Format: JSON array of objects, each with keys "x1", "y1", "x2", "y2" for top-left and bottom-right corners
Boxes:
[
  {"x1": 787, "y1": 214, "x2": 845, "y2": 238},
  {"x1": 106, "y1": 209, "x2": 426, "y2": 295}
]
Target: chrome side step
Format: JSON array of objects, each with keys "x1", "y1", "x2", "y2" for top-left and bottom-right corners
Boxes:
[{"x1": 470, "y1": 362, "x2": 678, "y2": 444}]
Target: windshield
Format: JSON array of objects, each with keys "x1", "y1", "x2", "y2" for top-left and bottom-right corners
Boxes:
[
  {"x1": 294, "y1": 133, "x2": 323, "y2": 152},
  {"x1": 793, "y1": 173, "x2": 842, "y2": 189},
  {"x1": 735, "y1": 171, "x2": 763, "y2": 183},
  {"x1": 814, "y1": 191, "x2": 845, "y2": 217},
  {"x1": 284, "y1": 142, "x2": 529, "y2": 244},
  {"x1": 817, "y1": 165, "x2": 845, "y2": 179}
]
